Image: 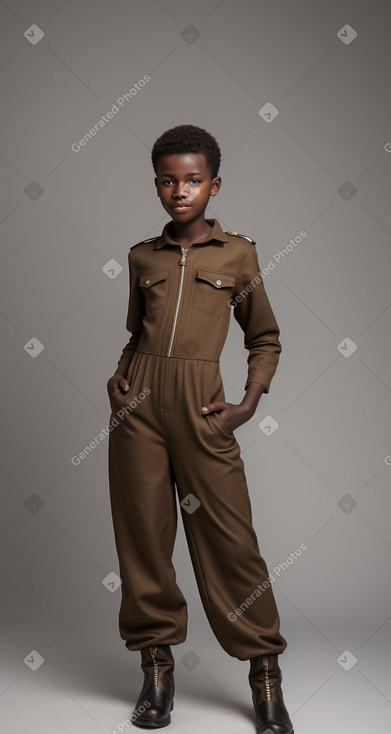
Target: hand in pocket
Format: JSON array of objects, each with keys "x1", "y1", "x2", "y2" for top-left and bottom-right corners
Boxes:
[{"x1": 107, "y1": 374, "x2": 130, "y2": 399}]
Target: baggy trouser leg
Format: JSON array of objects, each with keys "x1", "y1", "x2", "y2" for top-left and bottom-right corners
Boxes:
[
  {"x1": 108, "y1": 388, "x2": 188, "y2": 650},
  {"x1": 162, "y1": 360, "x2": 287, "y2": 660}
]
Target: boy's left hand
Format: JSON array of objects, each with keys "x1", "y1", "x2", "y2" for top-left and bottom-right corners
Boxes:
[
  {"x1": 201, "y1": 401, "x2": 253, "y2": 433},
  {"x1": 201, "y1": 384, "x2": 265, "y2": 432}
]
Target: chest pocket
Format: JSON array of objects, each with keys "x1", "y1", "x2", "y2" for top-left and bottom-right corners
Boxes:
[
  {"x1": 193, "y1": 269, "x2": 236, "y2": 316},
  {"x1": 139, "y1": 271, "x2": 168, "y2": 315}
]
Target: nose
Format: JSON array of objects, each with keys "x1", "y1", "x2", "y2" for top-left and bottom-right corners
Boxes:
[{"x1": 173, "y1": 182, "x2": 190, "y2": 199}]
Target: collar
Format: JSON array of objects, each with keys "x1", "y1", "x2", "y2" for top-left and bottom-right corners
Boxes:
[{"x1": 153, "y1": 218, "x2": 228, "y2": 249}]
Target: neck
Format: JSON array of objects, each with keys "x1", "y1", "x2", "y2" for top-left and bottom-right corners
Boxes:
[{"x1": 170, "y1": 215, "x2": 212, "y2": 246}]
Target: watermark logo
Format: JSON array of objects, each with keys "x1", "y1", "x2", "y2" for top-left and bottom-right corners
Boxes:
[
  {"x1": 337, "y1": 25, "x2": 357, "y2": 45},
  {"x1": 24, "y1": 494, "x2": 44, "y2": 514},
  {"x1": 337, "y1": 337, "x2": 357, "y2": 358},
  {"x1": 181, "y1": 25, "x2": 200, "y2": 44},
  {"x1": 24, "y1": 181, "x2": 44, "y2": 200},
  {"x1": 111, "y1": 701, "x2": 151, "y2": 732},
  {"x1": 337, "y1": 494, "x2": 357, "y2": 514},
  {"x1": 180, "y1": 493, "x2": 201, "y2": 514},
  {"x1": 258, "y1": 415, "x2": 279, "y2": 436},
  {"x1": 24, "y1": 24, "x2": 44, "y2": 45},
  {"x1": 229, "y1": 230, "x2": 308, "y2": 308},
  {"x1": 228, "y1": 544, "x2": 308, "y2": 622},
  {"x1": 337, "y1": 650, "x2": 358, "y2": 670},
  {"x1": 24, "y1": 337, "x2": 44, "y2": 358},
  {"x1": 102, "y1": 572, "x2": 122, "y2": 592},
  {"x1": 71, "y1": 74, "x2": 151, "y2": 152},
  {"x1": 71, "y1": 387, "x2": 151, "y2": 466},
  {"x1": 24, "y1": 650, "x2": 44, "y2": 671},
  {"x1": 258, "y1": 102, "x2": 279, "y2": 123},
  {"x1": 181, "y1": 650, "x2": 201, "y2": 670},
  {"x1": 102, "y1": 259, "x2": 123, "y2": 279}
]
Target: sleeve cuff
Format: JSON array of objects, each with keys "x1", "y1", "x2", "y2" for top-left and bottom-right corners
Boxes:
[{"x1": 245, "y1": 372, "x2": 276, "y2": 393}]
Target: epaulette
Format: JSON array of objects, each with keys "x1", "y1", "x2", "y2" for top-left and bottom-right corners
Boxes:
[
  {"x1": 225, "y1": 230, "x2": 256, "y2": 245},
  {"x1": 130, "y1": 236, "x2": 160, "y2": 251}
]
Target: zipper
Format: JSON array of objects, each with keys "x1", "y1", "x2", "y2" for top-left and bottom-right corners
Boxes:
[
  {"x1": 262, "y1": 655, "x2": 271, "y2": 701},
  {"x1": 150, "y1": 646, "x2": 159, "y2": 687},
  {"x1": 167, "y1": 246, "x2": 189, "y2": 357}
]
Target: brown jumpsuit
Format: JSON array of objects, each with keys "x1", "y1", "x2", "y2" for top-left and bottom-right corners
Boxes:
[{"x1": 107, "y1": 218, "x2": 287, "y2": 661}]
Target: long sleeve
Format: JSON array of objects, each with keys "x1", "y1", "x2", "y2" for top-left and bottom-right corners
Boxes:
[
  {"x1": 232, "y1": 245, "x2": 282, "y2": 393},
  {"x1": 115, "y1": 251, "x2": 145, "y2": 374}
]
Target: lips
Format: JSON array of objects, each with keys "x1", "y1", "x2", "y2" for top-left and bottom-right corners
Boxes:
[{"x1": 172, "y1": 204, "x2": 191, "y2": 210}]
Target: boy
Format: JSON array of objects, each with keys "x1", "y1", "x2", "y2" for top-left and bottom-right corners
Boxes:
[{"x1": 107, "y1": 125, "x2": 294, "y2": 734}]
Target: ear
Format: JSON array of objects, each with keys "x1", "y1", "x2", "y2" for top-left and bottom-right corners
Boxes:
[
  {"x1": 154, "y1": 176, "x2": 158, "y2": 193},
  {"x1": 210, "y1": 176, "x2": 222, "y2": 196}
]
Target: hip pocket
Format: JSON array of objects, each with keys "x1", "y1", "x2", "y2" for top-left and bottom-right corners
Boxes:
[{"x1": 213, "y1": 410, "x2": 234, "y2": 437}]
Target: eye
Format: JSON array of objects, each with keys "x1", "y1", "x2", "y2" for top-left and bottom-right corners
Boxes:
[{"x1": 190, "y1": 179, "x2": 201, "y2": 184}]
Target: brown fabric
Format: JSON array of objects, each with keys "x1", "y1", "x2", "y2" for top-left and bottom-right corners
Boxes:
[
  {"x1": 108, "y1": 351, "x2": 287, "y2": 660},
  {"x1": 115, "y1": 218, "x2": 282, "y2": 393}
]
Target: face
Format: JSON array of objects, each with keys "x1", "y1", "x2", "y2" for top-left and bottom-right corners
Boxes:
[{"x1": 154, "y1": 153, "x2": 221, "y2": 223}]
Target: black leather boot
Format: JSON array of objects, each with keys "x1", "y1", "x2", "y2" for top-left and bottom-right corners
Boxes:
[
  {"x1": 248, "y1": 654, "x2": 294, "y2": 734},
  {"x1": 131, "y1": 645, "x2": 175, "y2": 728}
]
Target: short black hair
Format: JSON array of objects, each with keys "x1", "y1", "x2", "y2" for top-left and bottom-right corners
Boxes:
[{"x1": 151, "y1": 124, "x2": 221, "y2": 179}]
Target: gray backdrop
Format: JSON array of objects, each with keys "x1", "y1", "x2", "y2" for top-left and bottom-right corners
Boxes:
[{"x1": 1, "y1": 1, "x2": 390, "y2": 732}]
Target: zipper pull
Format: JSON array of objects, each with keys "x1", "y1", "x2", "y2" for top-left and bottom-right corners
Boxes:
[
  {"x1": 150, "y1": 646, "x2": 159, "y2": 687},
  {"x1": 179, "y1": 247, "x2": 188, "y2": 265},
  {"x1": 262, "y1": 655, "x2": 271, "y2": 701}
]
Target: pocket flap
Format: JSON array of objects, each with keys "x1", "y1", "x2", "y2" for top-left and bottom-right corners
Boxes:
[
  {"x1": 196, "y1": 270, "x2": 236, "y2": 288},
  {"x1": 139, "y1": 271, "x2": 168, "y2": 288}
]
